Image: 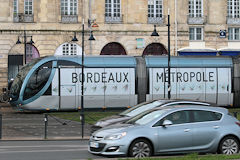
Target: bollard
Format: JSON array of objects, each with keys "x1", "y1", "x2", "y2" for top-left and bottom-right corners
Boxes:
[
  {"x1": 44, "y1": 114, "x2": 48, "y2": 139},
  {"x1": 0, "y1": 114, "x2": 2, "y2": 139},
  {"x1": 233, "y1": 112, "x2": 238, "y2": 119}
]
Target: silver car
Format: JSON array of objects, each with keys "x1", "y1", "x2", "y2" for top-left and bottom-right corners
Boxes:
[
  {"x1": 88, "y1": 105, "x2": 240, "y2": 157},
  {"x1": 91, "y1": 99, "x2": 212, "y2": 132}
]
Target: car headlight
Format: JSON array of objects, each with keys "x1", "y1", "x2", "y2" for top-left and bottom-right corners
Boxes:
[
  {"x1": 95, "y1": 121, "x2": 102, "y2": 126},
  {"x1": 104, "y1": 132, "x2": 127, "y2": 140}
]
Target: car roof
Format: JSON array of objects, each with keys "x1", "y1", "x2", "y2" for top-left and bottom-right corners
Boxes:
[
  {"x1": 151, "y1": 104, "x2": 228, "y2": 114},
  {"x1": 154, "y1": 99, "x2": 217, "y2": 106}
]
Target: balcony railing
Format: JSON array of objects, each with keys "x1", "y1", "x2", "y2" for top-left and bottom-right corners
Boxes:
[
  {"x1": 227, "y1": 16, "x2": 240, "y2": 25},
  {"x1": 61, "y1": 15, "x2": 78, "y2": 23},
  {"x1": 148, "y1": 16, "x2": 165, "y2": 24},
  {"x1": 13, "y1": 13, "x2": 34, "y2": 23},
  {"x1": 105, "y1": 14, "x2": 123, "y2": 23},
  {"x1": 187, "y1": 15, "x2": 206, "y2": 24}
]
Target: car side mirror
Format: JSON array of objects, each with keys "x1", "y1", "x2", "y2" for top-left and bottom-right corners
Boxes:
[{"x1": 162, "y1": 120, "x2": 173, "y2": 127}]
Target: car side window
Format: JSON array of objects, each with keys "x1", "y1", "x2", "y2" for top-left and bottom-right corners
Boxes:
[
  {"x1": 153, "y1": 110, "x2": 190, "y2": 127},
  {"x1": 193, "y1": 110, "x2": 222, "y2": 122}
]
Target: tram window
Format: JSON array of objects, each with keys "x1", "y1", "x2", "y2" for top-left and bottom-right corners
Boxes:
[
  {"x1": 23, "y1": 61, "x2": 52, "y2": 100},
  {"x1": 43, "y1": 84, "x2": 52, "y2": 95},
  {"x1": 57, "y1": 60, "x2": 80, "y2": 68},
  {"x1": 10, "y1": 57, "x2": 44, "y2": 100}
]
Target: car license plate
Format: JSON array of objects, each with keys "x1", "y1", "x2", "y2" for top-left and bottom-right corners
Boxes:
[{"x1": 90, "y1": 142, "x2": 99, "y2": 148}]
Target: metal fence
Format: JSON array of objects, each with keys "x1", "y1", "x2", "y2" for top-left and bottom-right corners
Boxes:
[{"x1": 0, "y1": 112, "x2": 93, "y2": 140}]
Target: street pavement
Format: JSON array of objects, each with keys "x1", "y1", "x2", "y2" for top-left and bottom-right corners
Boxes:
[
  {"x1": 0, "y1": 140, "x2": 105, "y2": 160},
  {"x1": 0, "y1": 103, "x2": 92, "y2": 140}
]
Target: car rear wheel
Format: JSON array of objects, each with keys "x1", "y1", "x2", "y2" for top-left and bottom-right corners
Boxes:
[
  {"x1": 219, "y1": 136, "x2": 239, "y2": 154},
  {"x1": 129, "y1": 139, "x2": 152, "y2": 158}
]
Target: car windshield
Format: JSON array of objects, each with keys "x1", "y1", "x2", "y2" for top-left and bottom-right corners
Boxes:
[
  {"x1": 119, "y1": 100, "x2": 164, "y2": 117},
  {"x1": 125, "y1": 109, "x2": 169, "y2": 125},
  {"x1": 10, "y1": 57, "x2": 44, "y2": 100}
]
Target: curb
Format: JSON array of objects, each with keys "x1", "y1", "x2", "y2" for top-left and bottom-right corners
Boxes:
[{"x1": 0, "y1": 136, "x2": 90, "y2": 141}]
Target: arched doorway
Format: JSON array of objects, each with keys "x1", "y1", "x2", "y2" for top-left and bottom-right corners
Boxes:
[
  {"x1": 100, "y1": 42, "x2": 127, "y2": 55},
  {"x1": 143, "y1": 43, "x2": 167, "y2": 55},
  {"x1": 8, "y1": 44, "x2": 40, "y2": 82},
  {"x1": 26, "y1": 44, "x2": 40, "y2": 63},
  {"x1": 55, "y1": 42, "x2": 83, "y2": 56}
]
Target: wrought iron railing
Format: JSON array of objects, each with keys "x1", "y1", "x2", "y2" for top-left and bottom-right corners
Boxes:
[
  {"x1": 13, "y1": 13, "x2": 34, "y2": 23},
  {"x1": 187, "y1": 15, "x2": 206, "y2": 24},
  {"x1": 61, "y1": 15, "x2": 78, "y2": 23}
]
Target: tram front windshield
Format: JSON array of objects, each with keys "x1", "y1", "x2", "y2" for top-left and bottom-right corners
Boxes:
[{"x1": 9, "y1": 58, "x2": 44, "y2": 101}]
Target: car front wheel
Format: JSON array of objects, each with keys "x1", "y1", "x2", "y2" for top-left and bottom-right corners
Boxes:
[
  {"x1": 129, "y1": 139, "x2": 152, "y2": 158},
  {"x1": 219, "y1": 136, "x2": 240, "y2": 155}
]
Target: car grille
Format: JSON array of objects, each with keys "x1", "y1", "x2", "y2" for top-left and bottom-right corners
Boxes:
[
  {"x1": 90, "y1": 143, "x2": 106, "y2": 152},
  {"x1": 91, "y1": 135, "x2": 104, "y2": 141}
]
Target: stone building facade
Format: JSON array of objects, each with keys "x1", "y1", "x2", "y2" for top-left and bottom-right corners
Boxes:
[{"x1": 0, "y1": 0, "x2": 239, "y2": 90}]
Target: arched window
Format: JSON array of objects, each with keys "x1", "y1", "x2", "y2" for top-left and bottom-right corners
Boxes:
[
  {"x1": 100, "y1": 42, "x2": 126, "y2": 55},
  {"x1": 55, "y1": 43, "x2": 82, "y2": 56},
  {"x1": 26, "y1": 44, "x2": 40, "y2": 63},
  {"x1": 143, "y1": 43, "x2": 167, "y2": 55}
]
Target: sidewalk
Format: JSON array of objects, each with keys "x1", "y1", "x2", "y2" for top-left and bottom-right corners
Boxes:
[{"x1": 0, "y1": 103, "x2": 92, "y2": 141}]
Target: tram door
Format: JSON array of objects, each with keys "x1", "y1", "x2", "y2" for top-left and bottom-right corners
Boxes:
[{"x1": 59, "y1": 67, "x2": 79, "y2": 110}]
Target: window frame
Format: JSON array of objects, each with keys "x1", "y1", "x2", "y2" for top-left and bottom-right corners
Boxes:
[
  {"x1": 148, "y1": 0, "x2": 163, "y2": 18},
  {"x1": 61, "y1": 0, "x2": 78, "y2": 16},
  {"x1": 13, "y1": 0, "x2": 18, "y2": 14},
  {"x1": 105, "y1": 0, "x2": 121, "y2": 18},
  {"x1": 228, "y1": 0, "x2": 240, "y2": 18},
  {"x1": 228, "y1": 27, "x2": 240, "y2": 40},
  {"x1": 62, "y1": 43, "x2": 78, "y2": 56},
  {"x1": 24, "y1": 0, "x2": 33, "y2": 15},
  {"x1": 189, "y1": 27, "x2": 203, "y2": 41},
  {"x1": 188, "y1": 0, "x2": 203, "y2": 18}
]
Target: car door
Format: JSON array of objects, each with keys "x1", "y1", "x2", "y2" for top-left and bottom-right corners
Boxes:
[
  {"x1": 154, "y1": 110, "x2": 193, "y2": 153},
  {"x1": 191, "y1": 110, "x2": 222, "y2": 150}
]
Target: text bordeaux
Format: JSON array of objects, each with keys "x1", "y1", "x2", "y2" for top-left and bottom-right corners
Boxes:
[
  {"x1": 156, "y1": 71, "x2": 215, "y2": 82},
  {"x1": 72, "y1": 72, "x2": 129, "y2": 83}
]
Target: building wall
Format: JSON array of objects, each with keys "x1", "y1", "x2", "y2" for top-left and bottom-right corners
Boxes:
[{"x1": 0, "y1": 0, "x2": 238, "y2": 90}]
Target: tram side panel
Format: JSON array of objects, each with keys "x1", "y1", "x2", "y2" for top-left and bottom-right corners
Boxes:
[
  {"x1": 52, "y1": 67, "x2": 137, "y2": 109},
  {"x1": 147, "y1": 67, "x2": 233, "y2": 106}
]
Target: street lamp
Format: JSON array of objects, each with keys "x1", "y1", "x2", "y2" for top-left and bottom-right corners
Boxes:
[
  {"x1": 71, "y1": 19, "x2": 95, "y2": 138},
  {"x1": 151, "y1": 11, "x2": 171, "y2": 100},
  {"x1": 167, "y1": 9, "x2": 171, "y2": 100},
  {"x1": 16, "y1": 30, "x2": 34, "y2": 64}
]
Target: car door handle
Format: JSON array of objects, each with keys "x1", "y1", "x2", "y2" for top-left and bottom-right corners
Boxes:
[
  {"x1": 213, "y1": 125, "x2": 220, "y2": 129},
  {"x1": 184, "y1": 129, "x2": 190, "y2": 132}
]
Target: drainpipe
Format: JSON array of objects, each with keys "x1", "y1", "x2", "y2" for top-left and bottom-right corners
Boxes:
[
  {"x1": 89, "y1": 0, "x2": 92, "y2": 55},
  {"x1": 175, "y1": 0, "x2": 178, "y2": 56}
]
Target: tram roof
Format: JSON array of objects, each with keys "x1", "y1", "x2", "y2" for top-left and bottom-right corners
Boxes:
[
  {"x1": 145, "y1": 56, "x2": 233, "y2": 68},
  {"x1": 54, "y1": 56, "x2": 137, "y2": 68}
]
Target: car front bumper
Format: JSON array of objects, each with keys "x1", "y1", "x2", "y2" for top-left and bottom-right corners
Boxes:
[{"x1": 88, "y1": 139, "x2": 129, "y2": 156}]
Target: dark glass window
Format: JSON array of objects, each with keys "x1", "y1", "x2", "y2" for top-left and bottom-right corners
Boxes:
[
  {"x1": 23, "y1": 61, "x2": 52, "y2": 100},
  {"x1": 10, "y1": 57, "x2": 43, "y2": 101},
  {"x1": 193, "y1": 110, "x2": 222, "y2": 122},
  {"x1": 153, "y1": 110, "x2": 190, "y2": 127}
]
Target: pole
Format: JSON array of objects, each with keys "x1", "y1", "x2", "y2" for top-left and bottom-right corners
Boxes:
[
  {"x1": 81, "y1": 19, "x2": 85, "y2": 139},
  {"x1": 24, "y1": 30, "x2": 27, "y2": 64},
  {"x1": 168, "y1": 9, "x2": 171, "y2": 99},
  {"x1": 44, "y1": 114, "x2": 48, "y2": 139},
  {"x1": 0, "y1": 114, "x2": 2, "y2": 139}
]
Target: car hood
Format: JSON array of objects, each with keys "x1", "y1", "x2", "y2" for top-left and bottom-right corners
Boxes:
[
  {"x1": 92, "y1": 123, "x2": 134, "y2": 137},
  {"x1": 94, "y1": 115, "x2": 131, "y2": 128}
]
